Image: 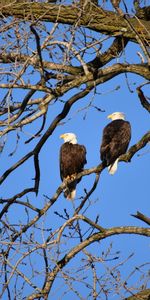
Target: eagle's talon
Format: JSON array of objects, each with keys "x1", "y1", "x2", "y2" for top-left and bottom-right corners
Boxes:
[{"x1": 70, "y1": 174, "x2": 77, "y2": 180}]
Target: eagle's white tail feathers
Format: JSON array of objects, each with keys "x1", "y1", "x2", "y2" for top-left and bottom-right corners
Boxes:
[
  {"x1": 63, "y1": 177, "x2": 77, "y2": 200},
  {"x1": 66, "y1": 189, "x2": 76, "y2": 200},
  {"x1": 64, "y1": 186, "x2": 76, "y2": 200},
  {"x1": 108, "y1": 158, "x2": 119, "y2": 175}
]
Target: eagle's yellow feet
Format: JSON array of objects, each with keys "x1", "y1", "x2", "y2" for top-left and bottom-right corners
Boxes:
[
  {"x1": 64, "y1": 174, "x2": 77, "y2": 182},
  {"x1": 70, "y1": 174, "x2": 77, "y2": 180},
  {"x1": 64, "y1": 176, "x2": 70, "y2": 182}
]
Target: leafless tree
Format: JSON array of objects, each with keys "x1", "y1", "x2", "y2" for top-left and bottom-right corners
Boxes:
[{"x1": 0, "y1": 0, "x2": 150, "y2": 299}]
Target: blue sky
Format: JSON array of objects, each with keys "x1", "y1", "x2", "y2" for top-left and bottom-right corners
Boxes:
[{"x1": 0, "y1": 1, "x2": 149, "y2": 298}]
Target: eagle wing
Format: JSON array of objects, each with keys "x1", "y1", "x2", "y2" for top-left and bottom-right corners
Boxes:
[
  {"x1": 60, "y1": 143, "x2": 87, "y2": 181},
  {"x1": 100, "y1": 120, "x2": 131, "y2": 166}
]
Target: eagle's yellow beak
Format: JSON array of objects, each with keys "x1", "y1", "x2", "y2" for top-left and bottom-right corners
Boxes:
[
  {"x1": 60, "y1": 134, "x2": 65, "y2": 139},
  {"x1": 107, "y1": 114, "x2": 113, "y2": 120}
]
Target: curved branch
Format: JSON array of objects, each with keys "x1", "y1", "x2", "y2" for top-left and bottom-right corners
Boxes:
[
  {"x1": 57, "y1": 214, "x2": 105, "y2": 244},
  {"x1": 136, "y1": 86, "x2": 150, "y2": 112},
  {"x1": 0, "y1": 36, "x2": 129, "y2": 75},
  {"x1": 125, "y1": 289, "x2": 150, "y2": 300},
  {"x1": 0, "y1": 52, "x2": 78, "y2": 75},
  {"x1": 0, "y1": 150, "x2": 34, "y2": 185},
  {"x1": 74, "y1": 173, "x2": 100, "y2": 215},
  {"x1": 119, "y1": 130, "x2": 150, "y2": 163},
  {"x1": 1, "y1": 3, "x2": 150, "y2": 43},
  {"x1": 0, "y1": 188, "x2": 35, "y2": 220},
  {"x1": 96, "y1": 63, "x2": 150, "y2": 81},
  {"x1": 27, "y1": 226, "x2": 150, "y2": 299},
  {"x1": 131, "y1": 211, "x2": 150, "y2": 226},
  {"x1": 88, "y1": 37, "x2": 128, "y2": 69}
]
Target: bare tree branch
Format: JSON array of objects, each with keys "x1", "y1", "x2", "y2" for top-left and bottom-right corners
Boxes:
[
  {"x1": 27, "y1": 226, "x2": 150, "y2": 299},
  {"x1": 131, "y1": 211, "x2": 150, "y2": 226},
  {"x1": 124, "y1": 288, "x2": 150, "y2": 300},
  {"x1": 1, "y1": 2, "x2": 150, "y2": 43},
  {"x1": 136, "y1": 85, "x2": 150, "y2": 112}
]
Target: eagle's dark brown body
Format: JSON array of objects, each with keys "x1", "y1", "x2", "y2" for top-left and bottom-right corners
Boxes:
[
  {"x1": 60, "y1": 142, "x2": 87, "y2": 199},
  {"x1": 100, "y1": 119, "x2": 131, "y2": 167}
]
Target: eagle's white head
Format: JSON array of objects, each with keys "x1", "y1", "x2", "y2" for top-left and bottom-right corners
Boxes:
[
  {"x1": 107, "y1": 112, "x2": 125, "y2": 121},
  {"x1": 60, "y1": 132, "x2": 77, "y2": 144}
]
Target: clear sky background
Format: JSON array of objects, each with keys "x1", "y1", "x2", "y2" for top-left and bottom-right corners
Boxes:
[{"x1": 0, "y1": 1, "x2": 149, "y2": 299}]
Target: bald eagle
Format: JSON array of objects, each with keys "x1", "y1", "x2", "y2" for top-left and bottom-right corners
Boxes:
[
  {"x1": 60, "y1": 133, "x2": 87, "y2": 200},
  {"x1": 100, "y1": 112, "x2": 131, "y2": 174}
]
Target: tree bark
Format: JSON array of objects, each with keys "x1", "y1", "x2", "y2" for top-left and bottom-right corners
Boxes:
[
  {"x1": 0, "y1": 2, "x2": 150, "y2": 44},
  {"x1": 125, "y1": 289, "x2": 150, "y2": 300},
  {"x1": 27, "y1": 226, "x2": 150, "y2": 299}
]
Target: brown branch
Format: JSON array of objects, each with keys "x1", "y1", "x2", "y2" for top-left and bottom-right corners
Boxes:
[
  {"x1": 74, "y1": 173, "x2": 100, "y2": 215},
  {"x1": 88, "y1": 36, "x2": 128, "y2": 70},
  {"x1": 25, "y1": 113, "x2": 47, "y2": 144},
  {"x1": 0, "y1": 36, "x2": 129, "y2": 77},
  {"x1": 0, "y1": 150, "x2": 34, "y2": 186},
  {"x1": 0, "y1": 81, "x2": 42, "y2": 125},
  {"x1": 97, "y1": 63, "x2": 150, "y2": 81},
  {"x1": 0, "y1": 52, "x2": 78, "y2": 75},
  {"x1": 124, "y1": 288, "x2": 150, "y2": 300},
  {"x1": 27, "y1": 226, "x2": 150, "y2": 299},
  {"x1": 0, "y1": 188, "x2": 35, "y2": 220},
  {"x1": 123, "y1": 14, "x2": 150, "y2": 62},
  {"x1": 2, "y1": 199, "x2": 41, "y2": 213},
  {"x1": 131, "y1": 211, "x2": 150, "y2": 226},
  {"x1": 119, "y1": 130, "x2": 150, "y2": 163},
  {"x1": 136, "y1": 86, "x2": 150, "y2": 112},
  {"x1": 110, "y1": 0, "x2": 123, "y2": 16},
  {"x1": 57, "y1": 214, "x2": 105, "y2": 245},
  {"x1": 135, "y1": 6, "x2": 150, "y2": 21},
  {"x1": 30, "y1": 24, "x2": 45, "y2": 82},
  {"x1": 1, "y1": 52, "x2": 150, "y2": 84},
  {"x1": 34, "y1": 153, "x2": 40, "y2": 196},
  {"x1": 0, "y1": 98, "x2": 45, "y2": 117},
  {"x1": 1, "y1": 3, "x2": 150, "y2": 44}
]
